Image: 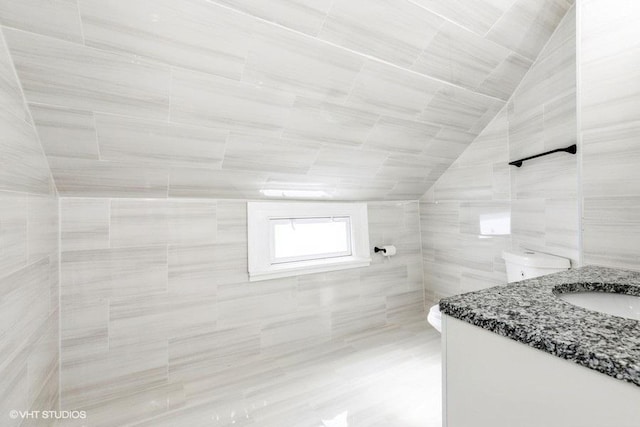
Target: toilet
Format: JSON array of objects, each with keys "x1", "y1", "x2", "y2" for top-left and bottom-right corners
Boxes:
[{"x1": 427, "y1": 249, "x2": 570, "y2": 333}]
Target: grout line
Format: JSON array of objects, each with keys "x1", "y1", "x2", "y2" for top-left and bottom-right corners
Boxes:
[
  {"x1": 339, "y1": 59, "x2": 366, "y2": 109},
  {"x1": 575, "y1": 1, "x2": 584, "y2": 268},
  {"x1": 408, "y1": 18, "x2": 446, "y2": 70},
  {"x1": 92, "y1": 112, "x2": 102, "y2": 160},
  {"x1": 107, "y1": 198, "x2": 112, "y2": 248},
  {"x1": 414, "y1": 199, "x2": 428, "y2": 312},
  {"x1": 481, "y1": 0, "x2": 516, "y2": 39},
  {"x1": 199, "y1": 0, "x2": 505, "y2": 102},
  {"x1": 57, "y1": 193, "x2": 62, "y2": 410},
  {"x1": 75, "y1": 0, "x2": 86, "y2": 45},
  {"x1": 316, "y1": 0, "x2": 335, "y2": 37}
]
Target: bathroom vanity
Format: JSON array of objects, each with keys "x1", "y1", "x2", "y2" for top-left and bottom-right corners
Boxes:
[{"x1": 440, "y1": 266, "x2": 640, "y2": 427}]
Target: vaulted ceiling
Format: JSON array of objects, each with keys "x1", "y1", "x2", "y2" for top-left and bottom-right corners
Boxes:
[{"x1": 1, "y1": 0, "x2": 573, "y2": 200}]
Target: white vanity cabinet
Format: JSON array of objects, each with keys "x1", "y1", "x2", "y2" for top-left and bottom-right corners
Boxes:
[{"x1": 442, "y1": 315, "x2": 640, "y2": 427}]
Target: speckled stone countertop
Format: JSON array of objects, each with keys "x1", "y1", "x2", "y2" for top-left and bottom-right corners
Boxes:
[{"x1": 440, "y1": 265, "x2": 640, "y2": 387}]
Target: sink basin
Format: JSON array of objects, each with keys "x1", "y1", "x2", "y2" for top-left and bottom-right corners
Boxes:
[{"x1": 557, "y1": 291, "x2": 640, "y2": 321}]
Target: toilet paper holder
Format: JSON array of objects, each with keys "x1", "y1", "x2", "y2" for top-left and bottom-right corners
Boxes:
[{"x1": 374, "y1": 245, "x2": 396, "y2": 256}]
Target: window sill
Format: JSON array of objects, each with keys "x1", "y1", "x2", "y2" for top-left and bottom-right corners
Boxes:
[{"x1": 248, "y1": 256, "x2": 371, "y2": 282}]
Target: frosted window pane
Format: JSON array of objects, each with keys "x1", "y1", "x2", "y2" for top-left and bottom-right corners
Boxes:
[{"x1": 271, "y1": 217, "x2": 351, "y2": 263}]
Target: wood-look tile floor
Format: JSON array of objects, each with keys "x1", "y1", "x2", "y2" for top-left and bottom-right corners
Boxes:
[{"x1": 131, "y1": 319, "x2": 442, "y2": 427}]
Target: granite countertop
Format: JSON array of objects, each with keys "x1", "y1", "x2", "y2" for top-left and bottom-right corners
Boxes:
[{"x1": 440, "y1": 265, "x2": 640, "y2": 387}]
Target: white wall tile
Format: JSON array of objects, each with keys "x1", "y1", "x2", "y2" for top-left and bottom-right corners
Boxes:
[
  {"x1": 30, "y1": 105, "x2": 100, "y2": 160},
  {"x1": 0, "y1": 26, "x2": 59, "y2": 422},
  {"x1": 58, "y1": 198, "x2": 426, "y2": 423},
  {"x1": 580, "y1": 0, "x2": 640, "y2": 270}
]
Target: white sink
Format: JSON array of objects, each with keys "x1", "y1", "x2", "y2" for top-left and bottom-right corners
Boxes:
[{"x1": 558, "y1": 291, "x2": 640, "y2": 321}]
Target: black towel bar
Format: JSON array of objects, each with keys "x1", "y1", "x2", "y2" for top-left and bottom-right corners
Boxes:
[{"x1": 509, "y1": 144, "x2": 577, "y2": 167}]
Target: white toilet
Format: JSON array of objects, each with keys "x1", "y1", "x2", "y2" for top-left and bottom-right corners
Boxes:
[{"x1": 427, "y1": 249, "x2": 570, "y2": 333}]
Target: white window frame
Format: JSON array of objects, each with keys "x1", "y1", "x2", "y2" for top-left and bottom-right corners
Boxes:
[{"x1": 247, "y1": 202, "x2": 371, "y2": 282}]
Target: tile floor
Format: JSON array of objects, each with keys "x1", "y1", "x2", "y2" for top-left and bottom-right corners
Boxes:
[{"x1": 122, "y1": 319, "x2": 442, "y2": 427}]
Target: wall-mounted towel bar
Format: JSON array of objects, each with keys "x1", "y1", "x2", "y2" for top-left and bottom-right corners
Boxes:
[{"x1": 508, "y1": 144, "x2": 577, "y2": 167}]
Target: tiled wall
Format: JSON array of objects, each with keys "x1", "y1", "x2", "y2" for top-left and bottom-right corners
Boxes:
[
  {"x1": 420, "y1": 6, "x2": 578, "y2": 302},
  {"x1": 0, "y1": 0, "x2": 572, "y2": 200},
  {"x1": 0, "y1": 32, "x2": 59, "y2": 426},
  {"x1": 579, "y1": 0, "x2": 640, "y2": 269},
  {"x1": 508, "y1": 6, "x2": 579, "y2": 265},
  {"x1": 59, "y1": 198, "x2": 423, "y2": 425},
  {"x1": 419, "y1": 110, "x2": 513, "y2": 303}
]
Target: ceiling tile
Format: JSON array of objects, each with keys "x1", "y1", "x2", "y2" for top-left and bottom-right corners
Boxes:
[
  {"x1": 222, "y1": 133, "x2": 320, "y2": 174},
  {"x1": 318, "y1": 0, "x2": 443, "y2": 67},
  {"x1": 168, "y1": 168, "x2": 266, "y2": 199},
  {"x1": 476, "y1": 53, "x2": 532, "y2": 100},
  {"x1": 345, "y1": 60, "x2": 442, "y2": 119},
  {"x1": 387, "y1": 180, "x2": 434, "y2": 200},
  {"x1": 309, "y1": 147, "x2": 388, "y2": 178},
  {"x1": 95, "y1": 113, "x2": 228, "y2": 168},
  {"x1": 420, "y1": 85, "x2": 505, "y2": 131},
  {"x1": 363, "y1": 116, "x2": 441, "y2": 154},
  {"x1": 408, "y1": 0, "x2": 517, "y2": 36},
  {"x1": 425, "y1": 127, "x2": 478, "y2": 160},
  {"x1": 486, "y1": 0, "x2": 574, "y2": 60},
  {"x1": 243, "y1": 23, "x2": 363, "y2": 103},
  {"x1": 49, "y1": 157, "x2": 169, "y2": 198},
  {"x1": 212, "y1": 0, "x2": 333, "y2": 36},
  {"x1": 282, "y1": 97, "x2": 378, "y2": 148},
  {"x1": 0, "y1": 0, "x2": 83, "y2": 43},
  {"x1": 170, "y1": 68, "x2": 295, "y2": 136},
  {"x1": 79, "y1": 0, "x2": 255, "y2": 80},
  {"x1": 334, "y1": 178, "x2": 397, "y2": 201},
  {"x1": 4, "y1": 28, "x2": 171, "y2": 120},
  {"x1": 1, "y1": 0, "x2": 574, "y2": 200},
  {"x1": 413, "y1": 22, "x2": 518, "y2": 97},
  {"x1": 376, "y1": 154, "x2": 433, "y2": 181},
  {"x1": 261, "y1": 173, "x2": 339, "y2": 195}
]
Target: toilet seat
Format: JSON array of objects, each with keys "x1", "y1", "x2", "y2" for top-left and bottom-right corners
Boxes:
[{"x1": 427, "y1": 304, "x2": 442, "y2": 333}]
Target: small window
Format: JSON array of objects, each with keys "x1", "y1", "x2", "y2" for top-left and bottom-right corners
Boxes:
[
  {"x1": 270, "y1": 217, "x2": 352, "y2": 263},
  {"x1": 248, "y1": 202, "x2": 370, "y2": 281}
]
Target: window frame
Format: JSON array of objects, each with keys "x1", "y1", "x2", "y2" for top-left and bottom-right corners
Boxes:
[{"x1": 247, "y1": 202, "x2": 371, "y2": 281}]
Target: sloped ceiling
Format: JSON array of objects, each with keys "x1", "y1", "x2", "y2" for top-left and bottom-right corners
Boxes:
[{"x1": 1, "y1": 0, "x2": 573, "y2": 200}]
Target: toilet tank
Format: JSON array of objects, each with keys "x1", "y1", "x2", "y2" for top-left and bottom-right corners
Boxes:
[{"x1": 502, "y1": 250, "x2": 570, "y2": 283}]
